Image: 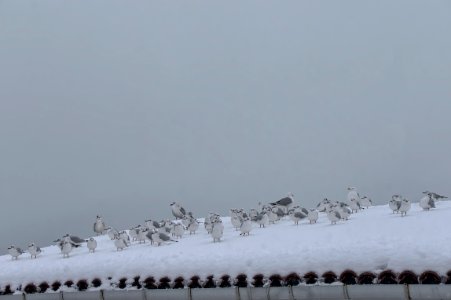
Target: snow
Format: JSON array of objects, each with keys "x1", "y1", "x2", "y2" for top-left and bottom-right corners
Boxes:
[{"x1": 1, "y1": 201, "x2": 451, "y2": 290}]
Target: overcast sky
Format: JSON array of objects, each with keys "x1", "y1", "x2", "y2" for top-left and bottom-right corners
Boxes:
[{"x1": 1, "y1": 1, "x2": 450, "y2": 254}]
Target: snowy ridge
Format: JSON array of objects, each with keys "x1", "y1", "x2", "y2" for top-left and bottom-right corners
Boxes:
[{"x1": 1, "y1": 201, "x2": 451, "y2": 291}]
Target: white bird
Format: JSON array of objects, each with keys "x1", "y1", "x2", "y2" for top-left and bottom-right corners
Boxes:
[
  {"x1": 107, "y1": 228, "x2": 119, "y2": 240},
  {"x1": 114, "y1": 237, "x2": 128, "y2": 251},
  {"x1": 240, "y1": 217, "x2": 252, "y2": 236},
  {"x1": 423, "y1": 191, "x2": 447, "y2": 201},
  {"x1": 188, "y1": 219, "x2": 199, "y2": 235},
  {"x1": 360, "y1": 196, "x2": 372, "y2": 208},
  {"x1": 338, "y1": 204, "x2": 352, "y2": 220},
  {"x1": 347, "y1": 187, "x2": 361, "y2": 213},
  {"x1": 211, "y1": 219, "x2": 224, "y2": 242},
  {"x1": 327, "y1": 207, "x2": 341, "y2": 225},
  {"x1": 8, "y1": 245, "x2": 24, "y2": 260},
  {"x1": 255, "y1": 212, "x2": 269, "y2": 228},
  {"x1": 316, "y1": 198, "x2": 331, "y2": 212},
  {"x1": 170, "y1": 202, "x2": 186, "y2": 219},
  {"x1": 136, "y1": 227, "x2": 148, "y2": 244},
  {"x1": 307, "y1": 209, "x2": 319, "y2": 224},
  {"x1": 27, "y1": 243, "x2": 41, "y2": 259},
  {"x1": 270, "y1": 193, "x2": 294, "y2": 214},
  {"x1": 128, "y1": 226, "x2": 140, "y2": 241},
  {"x1": 419, "y1": 194, "x2": 436, "y2": 211},
  {"x1": 87, "y1": 237, "x2": 97, "y2": 253},
  {"x1": 172, "y1": 223, "x2": 184, "y2": 239},
  {"x1": 288, "y1": 210, "x2": 307, "y2": 225},
  {"x1": 61, "y1": 241, "x2": 72, "y2": 258},
  {"x1": 230, "y1": 209, "x2": 243, "y2": 230},
  {"x1": 93, "y1": 215, "x2": 107, "y2": 235},
  {"x1": 389, "y1": 195, "x2": 402, "y2": 214},
  {"x1": 399, "y1": 198, "x2": 411, "y2": 216},
  {"x1": 119, "y1": 231, "x2": 130, "y2": 246},
  {"x1": 151, "y1": 232, "x2": 177, "y2": 246}
]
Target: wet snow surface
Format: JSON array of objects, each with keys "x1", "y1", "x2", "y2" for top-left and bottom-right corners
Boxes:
[{"x1": 1, "y1": 202, "x2": 451, "y2": 288}]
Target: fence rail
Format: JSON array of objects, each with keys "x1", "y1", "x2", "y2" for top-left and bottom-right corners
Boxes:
[{"x1": 1, "y1": 285, "x2": 451, "y2": 300}]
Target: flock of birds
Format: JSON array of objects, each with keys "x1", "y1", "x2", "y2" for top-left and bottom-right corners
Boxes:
[{"x1": 6, "y1": 188, "x2": 447, "y2": 260}]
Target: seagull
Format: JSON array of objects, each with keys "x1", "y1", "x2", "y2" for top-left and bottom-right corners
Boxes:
[
  {"x1": 255, "y1": 212, "x2": 269, "y2": 228},
  {"x1": 360, "y1": 196, "x2": 372, "y2": 208},
  {"x1": 27, "y1": 243, "x2": 41, "y2": 259},
  {"x1": 61, "y1": 241, "x2": 72, "y2": 258},
  {"x1": 211, "y1": 218, "x2": 224, "y2": 242},
  {"x1": 316, "y1": 198, "x2": 331, "y2": 212},
  {"x1": 399, "y1": 198, "x2": 411, "y2": 217},
  {"x1": 288, "y1": 209, "x2": 307, "y2": 225},
  {"x1": 93, "y1": 215, "x2": 107, "y2": 235},
  {"x1": 420, "y1": 193, "x2": 436, "y2": 211},
  {"x1": 188, "y1": 218, "x2": 199, "y2": 235},
  {"x1": 307, "y1": 209, "x2": 319, "y2": 224},
  {"x1": 423, "y1": 191, "x2": 447, "y2": 200},
  {"x1": 62, "y1": 234, "x2": 85, "y2": 247},
  {"x1": 347, "y1": 187, "x2": 361, "y2": 212},
  {"x1": 107, "y1": 228, "x2": 119, "y2": 240},
  {"x1": 151, "y1": 231, "x2": 178, "y2": 246},
  {"x1": 172, "y1": 223, "x2": 184, "y2": 239},
  {"x1": 137, "y1": 227, "x2": 149, "y2": 244},
  {"x1": 327, "y1": 206, "x2": 341, "y2": 225},
  {"x1": 87, "y1": 237, "x2": 97, "y2": 253},
  {"x1": 230, "y1": 209, "x2": 243, "y2": 231},
  {"x1": 170, "y1": 202, "x2": 186, "y2": 219},
  {"x1": 240, "y1": 217, "x2": 252, "y2": 236},
  {"x1": 270, "y1": 193, "x2": 294, "y2": 213},
  {"x1": 389, "y1": 195, "x2": 402, "y2": 214},
  {"x1": 114, "y1": 236, "x2": 128, "y2": 251},
  {"x1": 7, "y1": 245, "x2": 24, "y2": 260}
]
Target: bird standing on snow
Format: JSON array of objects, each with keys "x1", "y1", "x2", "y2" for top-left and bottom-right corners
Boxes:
[
  {"x1": 360, "y1": 196, "x2": 372, "y2": 208},
  {"x1": 114, "y1": 236, "x2": 128, "y2": 251},
  {"x1": 389, "y1": 195, "x2": 402, "y2": 214},
  {"x1": 87, "y1": 237, "x2": 97, "y2": 253},
  {"x1": 28, "y1": 243, "x2": 41, "y2": 259},
  {"x1": 107, "y1": 228, "x2": 119, "y2": 240},
  {"x1": 399, "y1": 198, "x2": 411, "y2": 216},
  {"x1": 170, "y1": 202, "x2": 186, "y2": 219},
  {"x1": 255, "y1": 212, "x2": 269, "y2": 228},
  {"x1": 270, "y1": 193, "x2": 294, "y2": 214},
  {"x1": 172, "y1": 223, "x2": 184, "y2": 239},
  {"x1": 240, "y1": 217, "x2": 252, "y2": 236},
  {"x1": 93, "y1": 215, "x2": 107, "y2": 235},
  {"x1": 326, "y1": 206, "x2": 341, "y2": 225},
  {"x1": 188, "y1": 218, "x2": 199, "y2": 235},
  {"x1": 151, "y1": 231, "x2": 177, "y2": 246},
  {"x1": 307, "y1": 209, "x2": 319, "y2": 224},
  {"x1": 61, "y1": 241, "x2": 72, "y2": 258},
  {"x1": 288, "y1": 209, "x2": 307, "y2": 225},
  {"x1": 419, "y1": 193, "x2": 436, "y2": 211},
  {"x1": 8, "y1": 245, "x2": 23, "y2": 260},
  {"x1": 347, "y1": 187, "x2": 361, "y2": 213},
  {"x1": 211, "y1": 218, "x2": 224, "y2": 242}
]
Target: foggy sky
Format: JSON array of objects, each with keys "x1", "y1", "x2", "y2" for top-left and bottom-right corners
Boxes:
[{"x1": 1, "y1": 1, "x2": 451, "y2": 254}]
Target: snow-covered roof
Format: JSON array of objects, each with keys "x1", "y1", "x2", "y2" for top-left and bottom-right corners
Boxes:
[{"x1": 1, "y1": 201, "x2": 450, "y2": 294}]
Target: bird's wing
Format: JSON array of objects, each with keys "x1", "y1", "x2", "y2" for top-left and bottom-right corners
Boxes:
[
  {"x1": 160, "y1": 234, "x2": 170, "y2": 241},
  {"x1": 70, "y1": 236, "x2": 85, "y2": 243},
  {"x1": 429, "y1": 198, "x2": 435, "y2": 208},
  {"x1": 180, "y1": 207, "x2": 186, "y2": 215}
]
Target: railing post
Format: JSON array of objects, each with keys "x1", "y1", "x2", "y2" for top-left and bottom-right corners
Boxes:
[
  {"x1": 342, "y1": 284, "x2": 350, "y2": 300},
  {"x1": 288, "y1": 286, "x2": 295, "y2": 300},
  {"x1": 404, "y1": 284, "x2": 412, "y2": 300}
]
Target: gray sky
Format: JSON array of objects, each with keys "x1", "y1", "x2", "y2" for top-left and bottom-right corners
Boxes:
[{"x1": 1, "y1": 1, "x2": 450, "y2": 254}]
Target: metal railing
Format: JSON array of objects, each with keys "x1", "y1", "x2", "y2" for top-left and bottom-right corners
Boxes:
[{"x1": 2, "y1": 285, "x2": 451, "y2": 300}]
